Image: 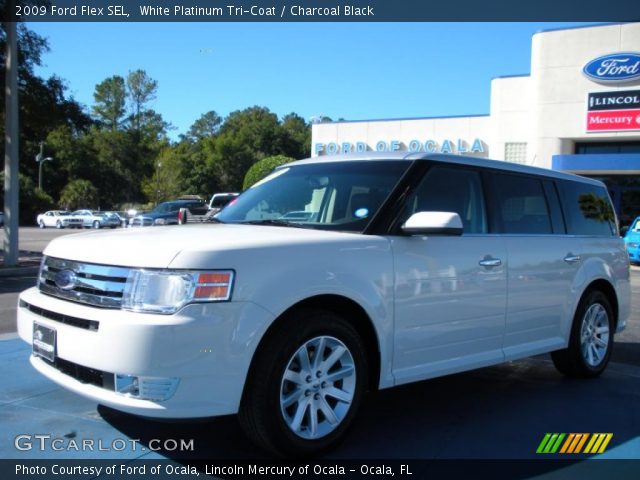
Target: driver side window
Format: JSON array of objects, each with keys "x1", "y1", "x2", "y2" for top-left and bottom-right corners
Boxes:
[{"x1": 402, "y1": 166, "x2": 487, "y2": 234}]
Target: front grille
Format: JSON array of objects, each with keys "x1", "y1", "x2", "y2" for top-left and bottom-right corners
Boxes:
[
  {"x1": 39, "y1": 256, "x2": 129, "y2": 309},
  {"x1": 20, "y1": 299, "x2": 99, "y2": 331},
  {"x1": 44, "y1": 356, "x2": 114, "y2": 390}
]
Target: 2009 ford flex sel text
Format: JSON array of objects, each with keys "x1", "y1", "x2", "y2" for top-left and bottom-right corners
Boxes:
[{"x1": 18, "y1": 153, "x2": 631, "y2": 456}]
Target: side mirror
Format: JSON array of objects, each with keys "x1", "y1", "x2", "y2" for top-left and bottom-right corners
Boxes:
[{"x1": 401, "y1": 211, "x2": 463, "y2": 236}]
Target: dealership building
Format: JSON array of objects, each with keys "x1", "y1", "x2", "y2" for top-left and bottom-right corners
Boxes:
[{"x1": 311, "y1": 22, "x2": 640, "y2": 224}]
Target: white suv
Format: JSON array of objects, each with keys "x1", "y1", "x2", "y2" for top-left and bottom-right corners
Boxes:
[{"x1": 17, "y1": 153, "x2": 631, "y2": 456}]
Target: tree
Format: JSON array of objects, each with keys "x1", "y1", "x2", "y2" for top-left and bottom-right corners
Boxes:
[
  {"x1": 182, "y1": 110, "x2": 222, "y2": 142},
  {"x1": 59, "y1": 179, "x2": 99, "y2": 210},
  {"x1": 243, "y1": 155, "x2": 294, "y2": 190},
  {"x1": 127, "y1": 69, "x2": 158, "y2": 132},
  {"x1": 92, "y1": 76, "x2": 126, "y2": 130},
  {"x1": 279, "y1": 113, "x2": 311, "y2": 159}
]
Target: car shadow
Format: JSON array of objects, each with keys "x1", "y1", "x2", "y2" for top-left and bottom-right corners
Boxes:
[{"x1": 96, "y1": 356, "x2": 635, "y2": 478}]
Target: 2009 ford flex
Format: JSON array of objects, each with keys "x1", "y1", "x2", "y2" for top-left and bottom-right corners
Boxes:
[{"x1": 17, "y1": 153, "x2": 631, "y2": 456}]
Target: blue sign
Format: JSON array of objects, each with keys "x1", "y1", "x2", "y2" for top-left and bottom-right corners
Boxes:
[{"x1": 583, "y1": 52, "x2": 640, "y2": 83}]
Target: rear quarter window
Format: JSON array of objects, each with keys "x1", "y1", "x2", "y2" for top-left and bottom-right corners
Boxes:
[{"x1": 559, "y1": 180, "x2": 616, "y2": 236}]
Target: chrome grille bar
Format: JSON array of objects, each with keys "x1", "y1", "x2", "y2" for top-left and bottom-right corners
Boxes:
[{"x1": 39, "y1": 256, "x2": 130, "y2": 309}]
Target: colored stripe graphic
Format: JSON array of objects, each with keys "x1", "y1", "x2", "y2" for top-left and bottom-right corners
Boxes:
[
  {"x1": 584, "y1": 433, "x2": 613, "y2": 454},
  {"x1": 538, "y1": 433, "x2": 613, "y2": 454},
  {"x1": 537, "y1": 433, "x2": 565, "y2": 453}
]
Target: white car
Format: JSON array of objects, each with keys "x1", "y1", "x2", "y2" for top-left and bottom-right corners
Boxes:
[
  {"x1": 18, "y1": 153, "x2": 631, "y2": 456},
  {"x1": 36, "y1": 210, "x2": 83, "y2": 229}
]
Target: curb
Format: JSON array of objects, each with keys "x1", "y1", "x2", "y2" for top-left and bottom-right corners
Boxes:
[{"x1": 0, "y1": 266, "x2": 39, "y2": 278}]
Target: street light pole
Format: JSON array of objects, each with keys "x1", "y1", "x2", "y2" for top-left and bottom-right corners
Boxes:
[{"x1": 37, "y1": 156, "x2": 53, "y2": 190}]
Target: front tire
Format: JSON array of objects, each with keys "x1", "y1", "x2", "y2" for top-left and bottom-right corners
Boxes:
[
  {"x1": 93, "y1": 220, "x2": 100, "y2": 229},
  {"x1": 551, "y1": 290, "x2": 614, "y2": 378},
  {"x1": 56, "y1": 220, "x2": 63, "y2": 229},
  {"x1": 39, "y1": 220, "x2": 45, "y2": 229},
  {"x1": 239, "y1": 309, "x2": 368, "y2": 457}
]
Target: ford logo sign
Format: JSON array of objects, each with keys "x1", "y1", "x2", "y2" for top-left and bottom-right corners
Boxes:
[
  {"x1": 54, "y1": 269, "x2": 77, "y2": 290},
  {"x1": 583, "y1": 52, "x2": 640, "y2": 83}
]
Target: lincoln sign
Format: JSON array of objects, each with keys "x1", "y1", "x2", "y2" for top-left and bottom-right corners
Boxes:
[{"x1": 587, "y1": 90, "x2": 640, "y2": 132}]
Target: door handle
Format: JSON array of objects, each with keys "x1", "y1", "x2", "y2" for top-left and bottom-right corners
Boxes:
[
  {"x1": 564, "y1": 254, "x2": 581, "y2": 264},
  {"x1": 479, "y1": 258, "x2": 502, "y2": 267}
]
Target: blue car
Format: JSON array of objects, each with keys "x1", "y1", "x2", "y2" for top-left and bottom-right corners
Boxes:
[{"x1": 624, "y1": 216, "x2": 640, "y2": 265}]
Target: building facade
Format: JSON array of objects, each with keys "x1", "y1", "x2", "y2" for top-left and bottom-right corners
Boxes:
[{"x1": 311, "y1": 23, "x2": 640, "y2": 226}]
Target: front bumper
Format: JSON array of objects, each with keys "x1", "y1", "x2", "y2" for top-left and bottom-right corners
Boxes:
[
  {"x1": 627, "y1": 246, "x2": 639, "y2": 263},
  {"x1": 17, "y1": 287, "x2": 274, "y2": 418}
]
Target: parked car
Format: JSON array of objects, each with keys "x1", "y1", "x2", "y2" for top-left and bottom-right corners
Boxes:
[
  {"x1": 130, "y1": 199, "x2": 208, "y2": 227},
  {"x1": 36, "y1": 210, "x2": 83, "y2": 229},
  {"x1": 624, "y1": 216, "x2": 640, "y2": 264},
  {"x1": 69, "y1": 210, "x2": 120, "y2": 229},
  {"x1": 17, "y1": 153, "x2": 630, "y2": 457},
  {"x1": 208, "y1": 192, "x2": 239, "y2": 215}
]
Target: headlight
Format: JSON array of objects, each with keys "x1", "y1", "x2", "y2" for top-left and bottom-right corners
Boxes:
[
  {"x1": 122, "y1": 270, "x2": 234, "y2": 314},
  {"x1": 154, "y1": 218, "x2": 166, "y2": 225},
  {"x1": 628, "y1": 242, "x2": 639, "y2": 248}
]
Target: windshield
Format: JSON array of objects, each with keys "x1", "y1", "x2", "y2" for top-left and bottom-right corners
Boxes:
[{"x1": 217, "y1": 160, "x2": 409, "y2": 232}]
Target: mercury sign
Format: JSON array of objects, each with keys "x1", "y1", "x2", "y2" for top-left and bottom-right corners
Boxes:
[
  {"x1": 583, "y1": 53, "x2": 640, "y2": 84},
  {"x1": 314, "y1": 138, "x2": 485, "y2": 156}
]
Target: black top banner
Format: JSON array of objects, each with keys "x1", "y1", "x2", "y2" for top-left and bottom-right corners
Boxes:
[{"x1": 3, "y1": 0, "x2": 640, "y2": 22}]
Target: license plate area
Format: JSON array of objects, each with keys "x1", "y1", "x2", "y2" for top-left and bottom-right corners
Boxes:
[{"x1": 33, "y1": 322, "x2": 56, "y2": 362}]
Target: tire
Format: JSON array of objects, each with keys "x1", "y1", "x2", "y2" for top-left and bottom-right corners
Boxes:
[
  {"x1": 551, "y1": 290, "x2": 614, "y2": 378},
  {"x1": 56, "y1": 220, "x2": 63, "y2": 229},
  {"x1": 39, "y1": 220, "x2": 45, "y2": 229},
  {"x1": 93, "y1": 220, "x2": 100, "y2": 229},
  {"x1": 239, "y1": 309, "x2": 368, "y2": 457}
]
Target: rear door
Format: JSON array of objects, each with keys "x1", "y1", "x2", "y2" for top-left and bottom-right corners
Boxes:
[{"x1": 486, "y1": 172, "x2": 577, "y2": 359}]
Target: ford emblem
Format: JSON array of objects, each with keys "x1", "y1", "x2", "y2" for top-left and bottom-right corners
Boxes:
[
  {"x1": 54, "y1": 269, "x2": 77, "y2": 290},
  {"x1": 583, "y1": 52, "x2": 640, "y2": 83}
]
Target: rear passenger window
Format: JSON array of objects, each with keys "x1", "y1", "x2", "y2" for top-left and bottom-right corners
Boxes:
[
  {"x1": 490, "y1": 173, "x2": 553, "y2": 234},
  {"x1": 402, "y1": 166, "x2": 487, "y2": 234},
  {"x1": 559, "y1": 181, "x2": 616, "y2": 236}
]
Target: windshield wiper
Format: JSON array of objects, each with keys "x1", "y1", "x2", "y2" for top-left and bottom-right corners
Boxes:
[{"x1": 239, "y1": 219, "x2": 307, "y2": 228}]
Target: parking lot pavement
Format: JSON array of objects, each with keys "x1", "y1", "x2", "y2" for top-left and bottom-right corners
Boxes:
[{"x1": 1, "y1": 337, "x2": 638, "y2": 461}]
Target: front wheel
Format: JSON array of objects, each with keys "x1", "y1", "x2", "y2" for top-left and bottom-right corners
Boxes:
[
  {"x1": 56, "y1": 220, "x2": 63, "y2": 229},
  {"x1": 39, "y1": 220, "x2": 45, "y2": 229},
  {"x1": 239, "y1": 309, "x2": 367, "y2": 457},
  {"x1": 551, "y1": 290, "x2": 614, "y2": 378},
  {"x1": 93, "y1": 220, "x2": 100, "y2": 229}
]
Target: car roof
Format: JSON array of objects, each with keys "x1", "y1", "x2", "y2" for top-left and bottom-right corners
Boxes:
[{"x1": 281, "y1": 153, "x2": 605, "y2": 187}]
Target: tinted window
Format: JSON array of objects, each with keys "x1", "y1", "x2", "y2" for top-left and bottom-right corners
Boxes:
[
  {"x1": 401, "y1": 166, "x2": 487, "y2": 234},
  {"x1": 559, "y1": 181, "x2": 616, "y2": 236},
  {"x1": 490, "y1": 173, "x2": 552, "y2": 234}
]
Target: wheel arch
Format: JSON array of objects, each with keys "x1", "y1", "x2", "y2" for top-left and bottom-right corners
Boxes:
[
  {"x1": 243, "y1": 294, "x2": 382, "y2": 398},
  {"x1": 578, "y1": 279, "x2": 619, "y2": 330}
]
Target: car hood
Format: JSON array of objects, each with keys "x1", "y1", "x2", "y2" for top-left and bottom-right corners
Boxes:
[
  {"x1": 625, "y1": 231, "x2": 640, "y2": 243},
  {"x1": 43, "y1": 224, "x2": 375, "y2": 268}
]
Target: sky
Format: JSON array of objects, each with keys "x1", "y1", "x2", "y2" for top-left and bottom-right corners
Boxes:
[{"x1": 29, "y1": 22, "x2": 597, "y2": 139}]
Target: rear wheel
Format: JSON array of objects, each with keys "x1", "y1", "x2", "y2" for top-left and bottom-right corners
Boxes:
[
  {"x1": 551, "y1": 290, "x2": 613, "y2": 378},
  {"x1": 239, "y1": 309, "x2": 367, "y2": 457}
]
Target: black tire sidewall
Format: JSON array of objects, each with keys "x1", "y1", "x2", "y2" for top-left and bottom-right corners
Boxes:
[
  {"x1": 568, "y1": 290, "x2": 614, "y2": 376},
  {"x1": 249, "y1": 310, "x2": 367, "y2": 457}
]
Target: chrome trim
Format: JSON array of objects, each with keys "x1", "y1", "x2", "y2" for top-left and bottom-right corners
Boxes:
[
  {"x1": 563, "y1": 254, "x2": 582, "y2": 264},
  {"x1": 478, "y1": 258, "x2": 502, "y2": 267},
  {"x1": 39, "y1": 257, "x2": 129, "y2": 309}
]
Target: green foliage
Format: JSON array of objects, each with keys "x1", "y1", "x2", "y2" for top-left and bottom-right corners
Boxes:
[
  {"x1": 127, "y1": 69, "x2": 158, "y2": 131},
  {"x1": 92, "y1": 75, "x2": 126, "y2": 129},
  {"x1": 243, "y1": 155, "x2": 294, "y2": 190},
  {"x1": 59, "y1": 179, "x2": 99, "y2": 211}
]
